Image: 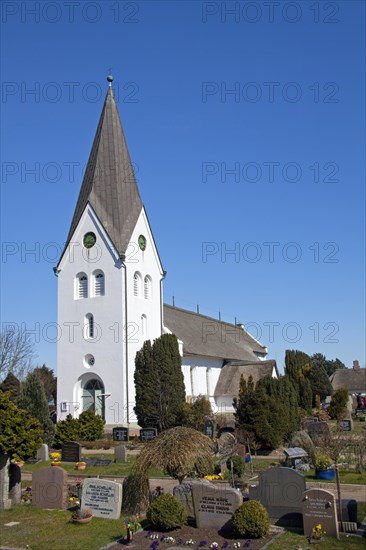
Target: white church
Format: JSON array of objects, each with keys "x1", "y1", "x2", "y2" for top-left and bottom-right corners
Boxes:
[{"x1": 55, "y1": 77, "x2": 278, "y2": 427}]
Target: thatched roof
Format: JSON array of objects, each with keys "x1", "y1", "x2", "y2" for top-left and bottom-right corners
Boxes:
[
  {"x1": 163, "y1": 305, "x2": 266, "y2": 361},
  {"x1": 214, "y1": 360, "x2": 278, "y2": 397},
  {"x1": 330, "y1": 368, "x2": 366, "y2": 393}
]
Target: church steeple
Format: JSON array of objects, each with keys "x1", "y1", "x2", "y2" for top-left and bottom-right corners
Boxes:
[{"x1": 66, "y1": 77, "x2": 143, "y2": 256}]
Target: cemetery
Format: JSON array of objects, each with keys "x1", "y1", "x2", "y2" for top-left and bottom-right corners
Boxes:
[{"x1": 0, "y1": 408, "x2": 365, "y2": 550}]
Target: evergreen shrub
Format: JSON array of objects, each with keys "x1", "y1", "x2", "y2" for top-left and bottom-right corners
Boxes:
[
  {"x1": 232, "y1": 500, "x2": 270, "y2": 538},
  {"x1": 147, "y1": 494, "x2": 187, "y2": 530}
]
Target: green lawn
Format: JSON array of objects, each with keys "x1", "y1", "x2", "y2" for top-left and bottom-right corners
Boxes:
[
  {"x1": 268, "y1": 531, "x2": 366, "y2": 549},
  {"x1": 0, "y1": 505, "x2": 126, "y2": 550},
  {"x1": 23, "y1": 454, "x2": 167, "y2": 478},
  {"x1": 305, "y1": 468, "x2": 366, "y2": 485}
]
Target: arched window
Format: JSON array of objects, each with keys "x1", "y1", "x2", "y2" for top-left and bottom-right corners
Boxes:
[
  {"x1": 76, "y1": 273, "x2": 88, "y2": 299},
  {"x1": 133, "y1": 271, "x2": 142, "y2": 297},
  {"x1": 85, "y1": 313, "x2": 94, "y2": 339},
  {"x1": 93, "y1": 270, "x2": 105, "y2": 296},
  {"x1": 144, "y1": 275, "x2": 152, "y2": 300},
  {"x1": 82, "y1": 378, "x2": 105, "y2": 418}
]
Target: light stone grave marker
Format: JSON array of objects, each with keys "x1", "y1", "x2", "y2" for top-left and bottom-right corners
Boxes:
[
  {"x1": 0, "y1": 454, "x2": 12, "y2": 510},
  {"x1": 192, "y1": 483, "x2": 242, "y2": 529},
  {"x1": 249, "y1": 467, "x2": 306, "y2": 527},
  {"x1": 303, "y1": 488, "x2": 339, "y2": 539},
  {"x1": 32, "y1": 466, "x2": 68, "y2": 509},
  {"x1": 36, "y1": 443, "x2": 49, "y2": 462},
  {"x1": 81, "y1": 478, "x2": 122, "y2": 519},
  {"x1": 114, "y1": 445, "x2": 127, "y2": 463},
  {"x1": 173, "y1": 479, "x2": 213, "y2": 517}
]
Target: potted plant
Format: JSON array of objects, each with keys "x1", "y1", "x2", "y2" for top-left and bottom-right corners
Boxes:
[
  {"x1": 315, "y1": 454, "x2": 335, "y2": 480},
  {"x1": 50, "y1": 451, "x2": 61, "y2": 467},
  {"x1": 75, "y1": 461, "x2": 86, "y2": 470},
  {"x1": 71, "y1": 508, "x2": 93, "y2": 524}
]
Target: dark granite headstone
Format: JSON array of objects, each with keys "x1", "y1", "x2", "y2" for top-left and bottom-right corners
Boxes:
[
  {"x1": 93, "y1": 459, "x2": 112, "y2": 467},
  {"x1": 8, "y1": 463, "x2": 21, "y2": 504},
  {"x1": 25, "y1": 459, "x2": 41, "y2": 465},
  {"x1": 113, "y1": 427, "x2": 129, "y2": 442},
  {"x1": 249, "y1": 467, "x2": 306, "y2": 527},
  {"x1": 61, "y1": 441, "x2": 81, "y2": 462},
  {"x1": 338, "y1": 419, "x2": 353, "y2": 431},
  {"x1": 203, "y1": 420, "x2": 215, "y2": 439},
  {"x1": 139, "y1": 428, "x2": 157, "y2": 442},
  {"x1": 85, "y1": 458, "x2": 97, "y2": 467},
  {"x1": 306, "y1": 421, "x2": 331, "y2": 443}
]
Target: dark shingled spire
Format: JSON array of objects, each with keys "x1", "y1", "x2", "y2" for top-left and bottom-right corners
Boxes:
[{"x1": 66, "y1": 84, "x2": 143, "y2": 256}]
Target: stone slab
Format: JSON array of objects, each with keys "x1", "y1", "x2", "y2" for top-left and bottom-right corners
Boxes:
[
  {"x1": 303, "y1": 488, "x2": 339, "y2": 539},
  {"x1": 32, "y1": 466, "x2": 68, "y2": 509},
  {"x1": 114, "y1": 445, "x2": 127, "y2": 463},
  {"x1": 249, "y1": 467, "x2": 306, "y2": 527},
  {"x1": 173, "y1": 479, "x2": 213, "y2": 517},
  {"x1": 0, "y1": 454, "x2": 12, "y2": 510},
  {"x1": 81, "y1": 478, "x2": 122, "y2": 519},
  {"x1": 192, "y1": 482, "x2": 242, "y2": 529},
  {"x1": 36, "y1": 444, "x2": 49, "y2": 462}
]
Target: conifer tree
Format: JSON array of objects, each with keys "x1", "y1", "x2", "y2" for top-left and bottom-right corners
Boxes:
[
  {"x1": 134, "y1": 334, "x2": 185, "y2": 432},
  {"x1": 17, "y1": 371, "x2": 55, "y2": 445},
  {"x1": 0, "y1": 372, "x2": 20, "y2": 401},
  {"x1": 285, "y1": 349, "x2": 313, "y2": 413}
]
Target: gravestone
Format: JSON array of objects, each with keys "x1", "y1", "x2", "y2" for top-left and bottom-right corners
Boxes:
[
  {"x1": 306, "y1": 421, "x2": 331, "y2": 444},
  {"x1": 114, "y1": 445, "x2": 127, "y2": 463},
  {"x1": 85, "y1": 457, "x2": 97, "y2": 467},
  {"x1": 173, "y1": 479, "x2": 213, "y2": 517},
  {"x1": 192, "y1": 483, "x2": 242, "y2": 529},
  {"x1": 203, "y1": 419, "x2": 215, "y2": 439},
  {"x1": 249, "y1": 467, "x2": 306, "y2": 527},
  {"x1": 8, "y1": 463, "x2": 21, "y2": 504},
  {"x1": 36, "y1": 443, "x2": 49, "y2": 462},
  {"x1": 340, "y1": 499, "x2": 357, "y2": 523},
  {"x1": 25, "y1": 458, "x2": 41, "y2": 465},
  {"x1": 338, "y1": 418, "x2": 353, "y2": 431},
  {"x1": 61, "y1": 441, "x2": 81, "y2": 462},
  {"x1": 0, "y1": 454, "x2": 12, "y2": 510},
  {"x1": 113, "y1": 427, "x2": 129, "y2": 442},
  {"x1": 303, "y1": 488, "x2": 339, "y2": 539},
  {"x1": 139, "y1": 428, "x2": 157, "y2": 442},
  {"x1": 32, "y1": 466, "x2": 68, "y2": 509},
  {"x1": 81, "y1": 478, "x2": 122, "y2": 519},
  {"x1": 93, "y1": 459, "x2": 112, "y2": 467}
]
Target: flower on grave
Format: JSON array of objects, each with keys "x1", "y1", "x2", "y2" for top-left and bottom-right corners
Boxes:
[
  {"x1": 124, "y1": 515, "x2": 141, "y2": 533},
  {"x1": 150, "y1": 542, "x2": 159, "y2": 550},
  {"x1": 315, "y1": 454, "x2": 333, "y2": 470},
  {"x1": 233, "y1": 543, "x2": 241, "y2": 549},
  {"x1": 312, "y1": 523, "x2": 326, "y2": 538},
  {"x1": 198, "y1": 542, "x2": 208, "y2": 547},
  {"x1": 185, "y1": 540, "x2": 196, "y2": 546},
  {"x1": 149, "y1": 533, "x2": 159, "y2": 540},
  {"x1": 209, "y1": 543, "x2": 218, "y2": 549},
  {"x1": 243, "y1": 542, "x2": 251, "y2": 548},
  {"x1": 75, "y1": 461, "x2": 86, "y2": 466},
  {"x1": 221, "y1": 543, "x2": 229, "y2": 549},
  {"x1": 50, "y1": 452, "x2": 61, "y2": 461}
]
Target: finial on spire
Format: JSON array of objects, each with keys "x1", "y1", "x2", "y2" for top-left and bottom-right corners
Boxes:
[{"x1": 107, "y1": 69, "x2": 113, "y2": 87}]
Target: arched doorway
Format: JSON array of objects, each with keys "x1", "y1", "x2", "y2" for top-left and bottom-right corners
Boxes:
[{"x1": 82, "y1": 378, "x2": 105, "y2": 419}]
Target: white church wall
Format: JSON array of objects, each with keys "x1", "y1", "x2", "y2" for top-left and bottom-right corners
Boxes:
[
  {"x1": 182, "y1": 356, "x2": 223, "y2": 402},
  {"x1": 125, "y1": 208, "x2": 164, "y2": 424},
  {"x1": 57, "y1": 205, "x2": 127, "y2": 424}
]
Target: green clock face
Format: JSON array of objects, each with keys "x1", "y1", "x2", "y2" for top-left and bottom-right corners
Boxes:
[
  {"x1": 138, "y1": 235, "x2": 147, "y2": 251},
  {"x1": 83, "y1": 232, "x2": 96, "y2": 249}
]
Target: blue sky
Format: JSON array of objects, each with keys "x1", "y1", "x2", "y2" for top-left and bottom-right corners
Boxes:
[{"x1": 1, "y1": 0, "x2": 365, "y2": 374}]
